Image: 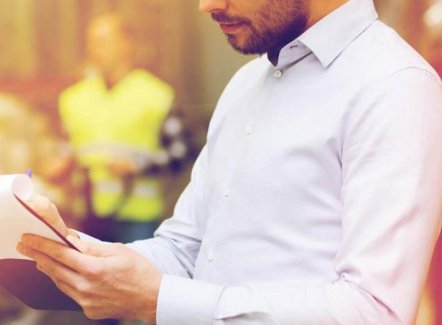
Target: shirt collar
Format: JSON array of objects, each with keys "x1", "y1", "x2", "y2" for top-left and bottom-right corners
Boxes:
[{"x1": 276, "y1": 0, "x2": 378, "y2": 68}]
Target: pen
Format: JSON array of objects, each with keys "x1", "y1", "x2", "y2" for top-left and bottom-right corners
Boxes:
[{"x1": 25, "y1": 168, "x2": 32, "y2": 178}]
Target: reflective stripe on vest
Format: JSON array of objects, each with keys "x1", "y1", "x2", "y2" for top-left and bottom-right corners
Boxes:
[{"x1": 91, "y1": 178, "x2": 162, "y2": 222}]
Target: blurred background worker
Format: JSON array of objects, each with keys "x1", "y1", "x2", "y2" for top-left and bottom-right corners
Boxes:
[{"x1": 58, "y1": 13, "x2": 175, "y2": 243}]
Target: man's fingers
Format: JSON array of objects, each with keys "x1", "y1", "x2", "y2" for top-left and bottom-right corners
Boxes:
[
  {"x1": 17, "y1": 242, "x2": 80, "y2": 284},
  {"x1": 20, "y1": 234, "x2": 91, "y2": 273},
  {"x1": 20, "y1": 234, "x2": 117, "y2": 279},
  {"x1": 18, "y1": 244, "x2": 98, "y2": 310},
  {"x1": 17, "y1": 239, "x2": 104, "y2": 312}
]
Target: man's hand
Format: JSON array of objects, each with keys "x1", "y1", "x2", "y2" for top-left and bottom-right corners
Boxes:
[{"x1": 17, "y1": 235, "x2": 161, "y2": 323}]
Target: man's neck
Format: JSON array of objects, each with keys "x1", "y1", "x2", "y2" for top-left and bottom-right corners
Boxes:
[
  {"x1": 103, "y1": 63, "x2": 133, "y2": 89},
  {"x1": 267, "y1": 0, "x2": 349, "y2": 66}
]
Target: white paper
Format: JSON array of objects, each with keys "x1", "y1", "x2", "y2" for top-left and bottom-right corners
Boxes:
[{"x1": 0, "y1": 174, "x2": 66, "y2": 259}]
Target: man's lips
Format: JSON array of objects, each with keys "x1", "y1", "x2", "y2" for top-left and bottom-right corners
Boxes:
[{"x1": 219, "y1": 22, "x2": 245, "y2": 34}]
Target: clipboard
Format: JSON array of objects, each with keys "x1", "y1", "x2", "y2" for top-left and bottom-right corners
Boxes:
[
  {"x1": 0, "y1": 259, "x2": 82, "y2": 310},
  {"x1": 0, "y1": 175, "x2": 82, "y2": 310},
  {"x1": 14, "y1": 194, "x2": 80, "y2": 252}
]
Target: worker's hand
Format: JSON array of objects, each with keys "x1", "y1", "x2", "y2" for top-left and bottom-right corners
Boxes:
[
  {"x1": 17, "y1": 235, "x2": 161, "y2": 323},
  {"x1": 26, "y1": 195, "x2": 71, "y2": 238},
  {"x1": 108, "y1": 159, "x2": 139, "y2": 177}
]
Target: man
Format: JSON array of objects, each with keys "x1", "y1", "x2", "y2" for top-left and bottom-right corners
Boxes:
[
  {"x1": 17, "y1": 0, "x2": 442, "y2": 324},
  {"x1": 58, "y1": 14, "x2": 175, "y2": 242}
]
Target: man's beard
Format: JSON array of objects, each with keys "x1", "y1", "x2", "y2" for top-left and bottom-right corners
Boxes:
[{"x1": 212, "y1": 1, "x2": 308, "y2": 55}]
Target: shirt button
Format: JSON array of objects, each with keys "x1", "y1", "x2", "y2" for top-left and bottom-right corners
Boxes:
[
  {"x1": 245, "y1": 125, "x2": 253, "y2": 135},
  {"x1": 274, "y1": 69, "x2": 283, "y2": 79},
  {"x1": 223, "y1": 187, "x2": 230, "y2": 198},
  {"x1": 207, "y1": 250, "x2": 215, "y2": 262}
]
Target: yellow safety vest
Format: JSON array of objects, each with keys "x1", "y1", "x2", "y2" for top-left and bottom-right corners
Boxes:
[{"x1": 59, "y1": 69, "x2": 174, "y2": 222}]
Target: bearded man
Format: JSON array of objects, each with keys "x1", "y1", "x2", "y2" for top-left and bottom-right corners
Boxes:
[{"x1": 18, "y1": 0, "x2": 442, "y2": 324}]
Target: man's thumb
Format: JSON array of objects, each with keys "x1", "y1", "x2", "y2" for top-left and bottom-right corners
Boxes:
[{"x1": 67, "y1": 235, "x2": 110, "y2": 257}]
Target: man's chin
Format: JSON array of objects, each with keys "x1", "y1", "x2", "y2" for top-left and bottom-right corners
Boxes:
[{"x1": 227, "y1": 35, "x2": 265, "y2": 56}]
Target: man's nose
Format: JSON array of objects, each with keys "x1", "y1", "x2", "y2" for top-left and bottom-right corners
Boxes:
[{"x1": 199, "y1": 0, "x2": 228, "y2": 13}]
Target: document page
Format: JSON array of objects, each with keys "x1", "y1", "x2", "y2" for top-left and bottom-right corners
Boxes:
[
  {"x1": 0, "y1": 174, "x2": 81, "y2": 310},
  {"x1": 0, "y1": 174, "x2": 69, "y2": 259}
]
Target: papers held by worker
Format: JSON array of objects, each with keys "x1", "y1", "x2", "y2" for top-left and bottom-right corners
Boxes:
[{"x1": 0, "y1": 174, "x2": 81, "y2": 310}]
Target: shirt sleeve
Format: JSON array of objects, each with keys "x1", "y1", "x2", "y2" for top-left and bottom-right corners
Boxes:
[
  {"x1": 126, "y1": 145, "x2": 209, "y2": 278},
  {"x1": 154, "y1": 68, "x2": 442, "y2": 325}
]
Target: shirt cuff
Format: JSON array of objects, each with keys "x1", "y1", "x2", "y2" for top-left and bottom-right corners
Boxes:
[{"x1": 157, "y1": 275, "x2": 223, "y2": 325}]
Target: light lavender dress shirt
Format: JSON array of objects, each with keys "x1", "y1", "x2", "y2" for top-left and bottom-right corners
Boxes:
[{"x1": 124, "y1": 0, "x2": 442, "y2": 323}]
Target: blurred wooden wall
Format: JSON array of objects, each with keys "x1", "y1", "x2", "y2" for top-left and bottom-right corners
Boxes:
[
  {"x1": 0, "y1": 0, "x2": 196, "y2": 130},
  {"x1": 375, "y1": 0, "x2": 431, "y2": 50},
  {"x1": 0, "y1": 0, "x2": 185, "y2": 82}
]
